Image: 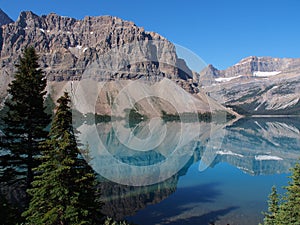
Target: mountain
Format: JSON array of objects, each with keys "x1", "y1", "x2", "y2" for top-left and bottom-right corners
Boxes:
[
  {"x1": 0, "y1": 10, "x2": 234, "y2": 117},
  {"x1": 200, "y1": 56, "x2": 300, "y2": 115},
  {"x1": 0, "y1": 11, "x2": 191, "y2": 82},
  {"x1": 0, "y1": 9, "x2": 13, "y2": 26},
  {"x1": 1, "y1": 10, "x2": 298, "y2": 116}
]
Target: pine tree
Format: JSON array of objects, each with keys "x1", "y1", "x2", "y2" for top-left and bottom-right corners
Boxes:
[
  {"x1": 262, "y1": 160, "x2": 300, "y2": 225},
  {"x1": 0, "y1": 47, "x2": 50, "y2": 188},
  {"x1": 262, "y1": 186, "x2": 280, "y2": 225},
  {"x1": 23, "y1": 92, "x2": 103, "y2": 225},
  {"x1": 278, "y1": 161, "x2": 300, "y2": 225}
]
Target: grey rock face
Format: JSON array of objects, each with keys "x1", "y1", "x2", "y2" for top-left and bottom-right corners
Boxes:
[
  {"x1": 200, "y1": 56, "x2": 300, "y2": 115},
  {"x1": 202, "y1": 56, "x2": 300, "y2": 78},
  {"x1": 199, "y1": 64, "x2": 220, "y2": 86},
  {"x1": 0, "y1": 11, "x2": 193, "y2": 80},
  {"x1": 0, "y1": 11, "x2": 197, "y2": 105}
]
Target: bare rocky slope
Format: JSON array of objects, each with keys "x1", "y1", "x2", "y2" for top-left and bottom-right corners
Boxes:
[{"x1": 200, "y1": 56, "x2": 300, "y2": 115}]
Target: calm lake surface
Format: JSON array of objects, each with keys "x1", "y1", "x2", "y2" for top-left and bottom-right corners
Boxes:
[{"x1": 76, "y1": 117, "x2": 300, "y2": 225}]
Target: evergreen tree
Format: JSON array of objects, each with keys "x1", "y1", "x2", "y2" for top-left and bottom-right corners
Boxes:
[
  {"x1": 0, "y1": 47, "x2": 50, "y2": 188},
  {"x1": 23, "y1": 92, "x2": 103, "y2": 225},
  {"x1": 278, "y1": 161, "x2": 300, "y2": 225},
  {"x1": 262, "y1": 160, "x2": 300, "y2": 225},
  {"x1": 262, "y1": 186, "x2": 280, "y2": 225},
  {"x1": 104, "y1": 217, "x2": 133, "y2": 225}
]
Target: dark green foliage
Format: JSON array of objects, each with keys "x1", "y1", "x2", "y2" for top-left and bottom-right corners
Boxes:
[
  {"x1": 225, "y1": 112, "x2": 236, "y2": 121},
  {"x1": 161, "y1": 111, "x2": 231, "y2": 123},
  {"x1": 198, "y1": 112, "x2": 212, "y2": 121},
  {"x1": 226, "y1": 102, "x2": 260, "y2": 116},
  {"x1": 262, "y1": 160, "x2": 300, "y2": 225},
  {"x1": 262, "y1": 186, "x2": 280, "y2": 225},
  {"x1": 0, "y1": 194, "x2": 22, "y2": 225},
  {"x1": 95, "y1": 114, "x2": 112, "y2": 123},
  {"x1": 277, "y1": 160, "x2": 300, "y2": 225},
  {"x1": 125, "y1": 108, "x2": 147, "y2": 128},
  {"x1": 161, "y1": 110, "x2": 180, "y2": 122},
  {"x1": 22, "y1": 92, "x2": 103, "y2": 225},
  {"x1": 104, "y1": 217, "x2": 134, "y2": 225},
  {"x1": 0, "y1": 46, "x2": 50, "y2": 188}
]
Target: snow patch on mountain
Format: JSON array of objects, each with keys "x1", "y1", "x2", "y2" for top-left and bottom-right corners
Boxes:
[
  {"x1": 253, "y1": 71, "x2": 281, "y2": 77},
  {"x1": 76, "y1": 45, "x2": 83, "y2": 50},
  {"x1": 215, "y1": 75, "x2": 243, "y2": 82}
]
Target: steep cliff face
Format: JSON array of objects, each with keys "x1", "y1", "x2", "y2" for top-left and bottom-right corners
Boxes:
[
  {"x1": 0, "y1": 10, "x2": 13, "y2": 105},
  {"x1": 0, "y1": 11, "x2": 193, "y2": 83},
  {"x1": 0, "y1": 11, "x2": 212, "y2": 114},
  {"x1": 200, "y1": 57, "x2": 300, "y2": 115}
]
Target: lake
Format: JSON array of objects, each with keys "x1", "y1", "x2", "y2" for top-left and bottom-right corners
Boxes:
[{"x1": 75, "y1": 116, "x2": 300, "y2": 225}]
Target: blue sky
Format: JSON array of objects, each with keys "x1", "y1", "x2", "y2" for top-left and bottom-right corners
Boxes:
[{"x1": 1, "y1": 0, "x2": 300, "y2": 70}]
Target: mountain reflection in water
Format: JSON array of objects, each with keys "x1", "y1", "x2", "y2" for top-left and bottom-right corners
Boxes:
[{"x1": 76, "y1": 117, "x2": 300, "y2": 224}]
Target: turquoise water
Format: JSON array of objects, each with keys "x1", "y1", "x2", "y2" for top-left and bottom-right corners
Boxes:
[
  {"x1": 77, "y1": 117, "x2": 300, "y2": 225},
  {"x1": 127, "y1": 163, "x2": 288, "y2": 225}
]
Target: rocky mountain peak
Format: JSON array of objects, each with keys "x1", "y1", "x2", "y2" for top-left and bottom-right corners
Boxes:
[
  {"x1": 236, "y1": 56, "x2": 257, "y2": 64},
  {"x1": 16, "y1": 11, "x2": 41, "y2": 28},
  {"x1": 17, "y1": 11, "x2": 38, "y2": 21},
  {"x1": 198, "y1": 64, "x2": 220, "y2": 86},
  {"x1": 0, "y1": 9, "x2": 13, "y2": 26},
  {"x1": 200, "y1": 55, "x2": 300, "y2": 80},
  {"x1": 0, "y1": 11, "x2": 197, "y2": 106},
  {"x1": 207, "y1": 64, "x2": 219, "y2": 73}
]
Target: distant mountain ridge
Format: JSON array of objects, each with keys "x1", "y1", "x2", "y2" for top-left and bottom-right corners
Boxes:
[
  {"x1": 200, "y1": 56, "x2": 300, "y2": 84},
  {"x1": 200, "y1": 56, "x2": 300, "y2": 115}
]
